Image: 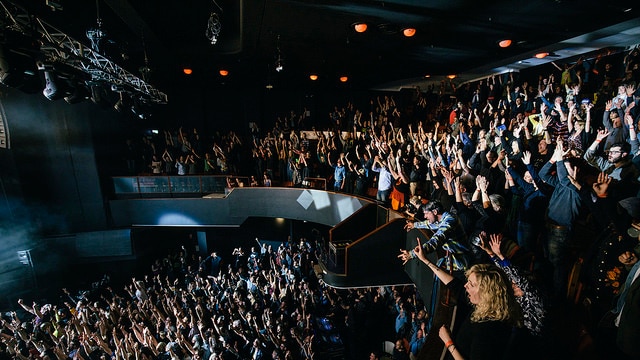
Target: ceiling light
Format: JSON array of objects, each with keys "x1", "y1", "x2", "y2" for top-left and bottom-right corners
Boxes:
[
  {"x1": 339, "y1": 76, "x2": 348, "y2": 82},
  {"x1": 498, "y1": 39, "x2": 512, "y2": 48},
  {"x1": 534, "y1": 52, "x2": 549, "y2": 59},
  {"x1": 309, "y1": 74, "x2": 318, "y2": 81},
  {"x1": 183, "y1": 68, "x2": 193, "y2": 75},
  {"x1": 219, "y1": 69, "x2": 229, "y2": 76},
  {"x1": 447, "y1": 74, "x2": 456, "y2": 79},
  {"x1": 354, "y1": 23, "x2": 367, "y2": 33},
  {"x1": 402, "y1": 28, "x2": 416, "y2": 37},
  {"x1": 424, "y1": 74, "x2": 431, "y2": 78}
]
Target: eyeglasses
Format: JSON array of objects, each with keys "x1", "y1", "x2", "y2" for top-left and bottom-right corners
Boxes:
[{"x1": 606, "y1": 149, "x2": 623, "y2": 154}]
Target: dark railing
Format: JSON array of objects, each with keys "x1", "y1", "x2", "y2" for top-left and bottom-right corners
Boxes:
[{"x1": 112, "y1": 175, "x2": 250, "y2": 198}]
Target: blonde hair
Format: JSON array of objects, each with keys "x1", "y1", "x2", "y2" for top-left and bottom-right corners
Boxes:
[{"x1": 466, "y1": 264, "x2": 521, "y2": 325}]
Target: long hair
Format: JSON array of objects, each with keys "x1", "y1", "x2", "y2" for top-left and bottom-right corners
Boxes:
[{"x1": 466, "y1": 263, "x2": 521, "y2": 325}]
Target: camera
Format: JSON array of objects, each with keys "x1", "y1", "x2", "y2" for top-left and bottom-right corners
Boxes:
[{"x1": 471, "y1": 236, "x2": 483, "y2": 247}]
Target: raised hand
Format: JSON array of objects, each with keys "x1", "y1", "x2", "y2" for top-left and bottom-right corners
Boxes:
[
  {"x1": 626, "y1": 101, "x2": 635, "y2": 115},
  {"x1": 522, "y1": 151, "x2": 532, "y2": 165},
  {"x1": 489, "y1": 233, "x2": 504, "y2": 258},
  {"x1": 619, "y1": 251, "x2": 638, "y2": 266},
  {"x1": 413, "y1": 238, "x2": 427, "y2": 263},
  {"x1": 592, "y1": 172, "x2": 611, "y2": 198},
  {"x1": 397, "y1": 248, "x2": 412, "y2": 265},
  {"x1": 626, "y1": 84, "x2": 636, "y2": 97},
  {"x1": 595, "y1": 129, "x2": 610, "y2": 142}
]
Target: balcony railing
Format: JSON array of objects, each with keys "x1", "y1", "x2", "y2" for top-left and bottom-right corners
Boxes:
[{"x1": 112, "y1": 175, "x2": 250, "y2": 198}]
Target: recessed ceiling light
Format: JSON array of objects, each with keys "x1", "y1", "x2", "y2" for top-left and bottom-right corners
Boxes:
[
  {"x1": 534, "y1": 52, "x2": 549, "y2": 59},
  {"x1": 219, "y1": 69, "x2": 229, "y2": 76},
  {"x1": 309, "y1": 74, "x2": 318, "y2": 81},
  {"x1": 498, "y1": 39, "x2": 512, "y2": 48},
  {"x1": 402, "y1": 28, "x2": 416, "y2": 37},
  {"x1": 183, "y1": 68, "x2": 193, "y2": 75},
  {"x1": 354, "y1": 23, "x2": 367, "y2": 33},
  {"x1": 447, "y1": 74, "x2": 456, "y2": 79},
  {"x1": 339, "y1": 76, "x2": 348, "y2": 82}
]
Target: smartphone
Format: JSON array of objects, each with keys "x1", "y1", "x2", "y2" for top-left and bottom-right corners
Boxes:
[{"x1": 497, "y1": 124, "x2": 507, "y2": 132}]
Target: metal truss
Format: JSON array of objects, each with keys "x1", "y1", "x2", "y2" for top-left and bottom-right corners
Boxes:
[{"x1": 0, "y1": 0, "x2": 167, "y2": 104}]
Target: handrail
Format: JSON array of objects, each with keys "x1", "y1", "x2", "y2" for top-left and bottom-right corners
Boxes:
[{"x1": 112, "y1": 175, "x2": 250, "y2": 197}]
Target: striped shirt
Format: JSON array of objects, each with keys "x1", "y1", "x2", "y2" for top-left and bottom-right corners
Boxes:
[{"x1": 410, "y1": 212, "x2": 470, "y2": 271}]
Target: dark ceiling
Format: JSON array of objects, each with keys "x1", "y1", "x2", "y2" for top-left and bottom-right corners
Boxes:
[{"x1": 7, "y1": 0, "x2": 640, "y2": 94}]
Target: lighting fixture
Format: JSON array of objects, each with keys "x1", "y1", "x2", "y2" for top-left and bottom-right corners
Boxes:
[
  {"x1": 139, "y1": 34, "x2": 152, "y2": 82},
  {"x1": 86, "y1": 0, "x2": 107, "y2": 52},
  {"x1": 424, "y1": 74, "x2": 431, "y2": 78},
  {"x1": 309, "y1": 74, "x2": 318, "y2": 81},
  {"x1": 447, "y1": 74, "x2": 457, "y2": 79},
  {"x1": 41, "y1": 70, "x2": 59, "y2": 100},
  {"x1": 219, "y1": 69, "x2": 229, "y2": 76},
  {"x1": 205, "y1": 0, "x2": 223, "y2": 45},
  {"x1": 183, "y1": 68, "x2": 193, "y2": 75},
  {"x1": 534, "y1": 52, "x2": 549, "y2": 59},
  {"x1": 498, "y1": 39, "x2": 512, "y2": 48},
  {"x1": 339, "y1": 76, "x2": 348, "y2": 83},
  {"x1": 354, "y1": 23, "x2": 368, "y2": 33},
  {"x1": 64, "y1": 81, "x2": 90, "y2": 104},
  {"x1": 402, "y1": 28, "x2": 416, "y2": 37},
  {"x1": 113, "y1": 92, "x2": 125, "y2": 112},
  {"x1": 274, "y1": 35, "x2": 284, "y2": 72}
]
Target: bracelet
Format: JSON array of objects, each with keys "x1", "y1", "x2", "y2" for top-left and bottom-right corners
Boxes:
[
  {"x1": 445, "y1": 340, "x2": 454, "y2": 349},
  {"x1": 595, "y1": 139, "x2": 602, "y2": 142},
  {"x1": 448, "y1": 345, "x2": 456, "y2": 353}
]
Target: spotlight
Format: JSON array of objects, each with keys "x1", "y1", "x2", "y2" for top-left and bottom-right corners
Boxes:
[
  {"x1": 89, "y1": 82, "x2": 110, "y2": 108},
  {"x1": 309, "y1": 74, "x2": 318, "y2": 81},
  {"x1": 0, "y1": 45, "x2": 39, "y2": 92},
  {"x1": 131, "y1": 98, "x2": 149, "y2": 119},
  {"x1": 42, "y1": 70, "x2": 60, "y2": 100},
  {"x1": 113, "y1": 92, "x2": 126, "y2": 112},
  {"x1": 275, "y1": 58, "x2": 283, "y2": 72},
  {"x1": 219, "y1": 69, "x2": 229, "y2": 76},
  {"x1": 535, "y1": 52, "x2": 549, "y2": 59},
  {"x1": 339, "y1": 76, "x2": 348, "y2": 83},
  {"x1": 64, "y1": 81, "x2": 90, "y2": 104},
  {"x1": 183, "y1": 68, "x2": 193, "y2": 75},
  {"x1": 114, "y1": 92, "x2": 134, "y2": 113}
]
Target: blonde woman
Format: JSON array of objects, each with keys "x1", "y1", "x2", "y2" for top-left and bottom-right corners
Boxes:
[{"x1": 411, "y1": 238, "x2": 521, "y2": 359}]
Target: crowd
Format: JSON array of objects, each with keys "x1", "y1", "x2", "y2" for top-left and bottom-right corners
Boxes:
[
  {"x1": 6, "y1": 47, "x2": 640, "y2": 359},
  {"x1": 0, "y1": 235, "x2": 435, "y2": 360}
]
